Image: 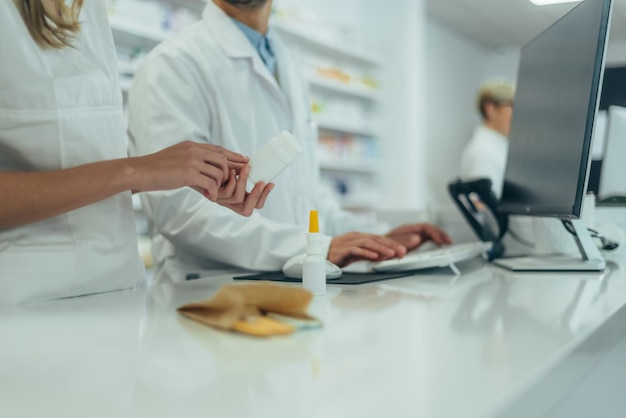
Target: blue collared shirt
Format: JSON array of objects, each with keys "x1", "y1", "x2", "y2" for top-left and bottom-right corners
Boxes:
[{"x1": 231, "y1": 19, "x2": 276, "y2": 75}]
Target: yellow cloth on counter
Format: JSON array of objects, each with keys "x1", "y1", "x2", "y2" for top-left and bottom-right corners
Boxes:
[{"x1": 177, "y1": 282, "x2": 318, "y2": 337}]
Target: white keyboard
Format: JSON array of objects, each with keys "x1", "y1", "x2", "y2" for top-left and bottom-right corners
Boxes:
[{"x1": 371, "y1": 241, "x2": 492, "y2": 273}]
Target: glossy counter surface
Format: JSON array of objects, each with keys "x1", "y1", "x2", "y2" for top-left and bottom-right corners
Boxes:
[{"x1": 2, "y1": 257, "x2": 626, "y2": 418}]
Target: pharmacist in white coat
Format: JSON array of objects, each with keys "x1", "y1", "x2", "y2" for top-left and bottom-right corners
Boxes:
[
  {"x1": 128, "y1": 0, "x2": 451, "y2": 283},
  {"x1": 0, "y1": 0, "x2": 269, "y2": 305},
  {"x1": 459, "y1": 80, "x2": 515, "y2": 198}
]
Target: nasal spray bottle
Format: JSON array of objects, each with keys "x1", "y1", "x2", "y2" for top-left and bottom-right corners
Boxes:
[{"x1": 302, "y1": 210, "x2": 326, "y2": 296}]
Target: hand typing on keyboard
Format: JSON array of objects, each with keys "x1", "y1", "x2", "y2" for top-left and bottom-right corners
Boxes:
[
  {"x1": 328, "y1": 224, "x2": 452, "y2": 268},
  {"x1": 328, "y1": 232, "x2": 407, "y2": 267},
  {"x1": 385, "y1": 224, "x2": 452, "y2": 251}
]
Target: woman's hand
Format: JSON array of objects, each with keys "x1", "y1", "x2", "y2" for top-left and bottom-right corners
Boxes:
[
  {"x1": 130, "y1": 141, "x2": 274, "y2": 216},
  {"x1": 215, "y1": 166, "x2": 275, "y2": 216},
  {"x1": 130, "y1": 141, "x2": 248, "y2": 199},
  {"x1": 385, "y1": 223, "x2": 452, "y2": 252},
  {"x1": 328, "y1": 232, "x2": 407, "y2": 267}
]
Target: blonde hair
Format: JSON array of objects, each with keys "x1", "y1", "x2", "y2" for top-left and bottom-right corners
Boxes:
[
  {"x1": 14, "y1": 0, "x2": 84, "y2": 49},
  {"x1": 477, "y1": 80, "x2": 515, "y2": 120}
]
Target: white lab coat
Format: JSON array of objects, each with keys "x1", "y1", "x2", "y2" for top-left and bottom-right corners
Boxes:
[
  {"x1": 458, "y1": 125, "x2": 509, "y2": 198},
  {"x1": 127, "y1": 2, "x2": 382, "y2": 282},
  {"x1": 0, "y1": 2, "x2": 145, "y2": 305}
]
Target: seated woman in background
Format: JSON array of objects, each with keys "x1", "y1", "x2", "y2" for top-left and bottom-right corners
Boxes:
[
  {"x1": 0, "y1": 0, "x2": 273, "y2": 305},
  {"x1": 459, "y1": 79, "x2": 515, "y2": 198}
]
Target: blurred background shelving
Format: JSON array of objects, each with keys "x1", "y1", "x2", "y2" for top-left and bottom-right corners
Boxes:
[{"x1": 272, "y1": 5, "x2": 384, "y2": 214}]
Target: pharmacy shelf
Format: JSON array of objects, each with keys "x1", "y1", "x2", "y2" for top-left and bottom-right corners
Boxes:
[
  {"x1": 169, "y1": 0, "x2": 206, "y2": 13},
  {"x1": 272, "y1": 20, "x2": 382, "y2": 66},
  {"x1": 309, "y1": 75, "x2": 380, "y2": 101},
  {"x1": 319, "y1": 160, "x2": 378, "y2": 174},
  {"x1": 316, "y1": 119, "x2": 378, "y2": 137}
]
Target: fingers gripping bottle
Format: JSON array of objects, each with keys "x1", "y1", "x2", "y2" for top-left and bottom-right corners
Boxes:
[{"x1": 303, "y1": 210, "x2": 326, "y2": 296}]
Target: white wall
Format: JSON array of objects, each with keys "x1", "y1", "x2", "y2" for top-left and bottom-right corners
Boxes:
[
  {"x1": 366, "y1": 0, "x2": 428, "y2": 211},
  {"x1": 607, "y1": 38, "x2": 626, "y2": 66},
  {"x1": 424, "y1": 20, "x2": 485, "y2": 208},
  {"x1": 484, "y1": 49, "x2": 520, "y2": 80}
]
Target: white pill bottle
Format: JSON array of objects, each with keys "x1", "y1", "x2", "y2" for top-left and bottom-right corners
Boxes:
[{"x1": 248, "y1": 130, "x2": 303, "y2": 185}]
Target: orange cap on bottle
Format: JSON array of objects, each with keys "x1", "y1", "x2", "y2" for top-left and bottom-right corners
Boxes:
[{"x1": 308, "y1": 210, "x2": 319, "y2": 233}]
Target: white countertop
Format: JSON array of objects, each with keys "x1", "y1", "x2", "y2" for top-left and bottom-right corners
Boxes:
[{"x1": 2, "y1": 257, "x2": 626, "y2": 418}]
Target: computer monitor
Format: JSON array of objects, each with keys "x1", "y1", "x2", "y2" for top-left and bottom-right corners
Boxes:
[
  {"x1": 598, "y1": 105, "x2": 626, "y2": 200},
  {"x1": 496, "y1": 0, "x2": 613, "y2": 272}
]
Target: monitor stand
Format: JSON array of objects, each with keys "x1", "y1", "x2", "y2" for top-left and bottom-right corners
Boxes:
[{"x1": 493, "y1": 219, "x2": 605, "y2": 272}]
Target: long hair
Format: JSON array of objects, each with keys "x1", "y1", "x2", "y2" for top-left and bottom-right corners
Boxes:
[{"x1": 14, "y1": 0, "x2": 84, "y2": 48}]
